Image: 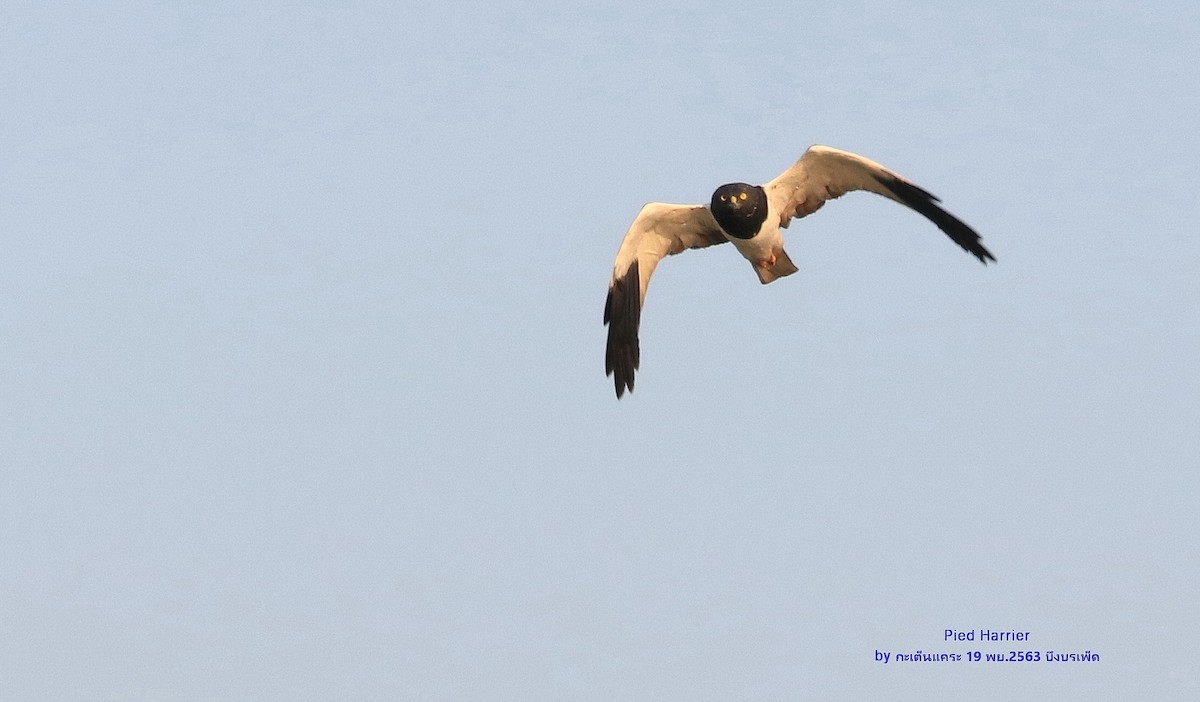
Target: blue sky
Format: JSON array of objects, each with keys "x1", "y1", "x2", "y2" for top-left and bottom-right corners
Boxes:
[{"x1": 3, "y1": 1, "x2": 1198, "y2": 699}]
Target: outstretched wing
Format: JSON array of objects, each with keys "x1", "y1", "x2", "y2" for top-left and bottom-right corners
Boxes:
[
  {"x1": 765, "y1": 145, "x2": 995, "y2": 264},
  {"x1": 604, "y1": 202, "x2": 727, "y2": 398}
]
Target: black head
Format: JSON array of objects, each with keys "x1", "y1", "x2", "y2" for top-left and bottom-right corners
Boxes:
[{"x1": 710, "y1": 183, "x2": 768, "y2": 240}]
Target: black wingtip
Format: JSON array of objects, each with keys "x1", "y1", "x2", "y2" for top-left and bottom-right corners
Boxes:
[
  {"x1": 604, "y1": 260, "x2": 641, "y2": 398},
  {"x1": 878, "y1": 175, "x2": 996, "y2": 265}
]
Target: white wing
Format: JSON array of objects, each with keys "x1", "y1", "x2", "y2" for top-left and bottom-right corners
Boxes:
[
  {"x1": 765, "y1": 145, "x2": 995, "y2": 264},
  {"x1": 604, "y1": 202, "x2": 727, "y2": 398}
]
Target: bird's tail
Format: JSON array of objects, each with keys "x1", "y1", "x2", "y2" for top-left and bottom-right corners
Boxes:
[{"x1": 753, "y1": 247, "x2": 798, "y2": 284}]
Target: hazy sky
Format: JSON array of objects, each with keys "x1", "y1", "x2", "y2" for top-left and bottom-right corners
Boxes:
[{"x1": 3, "y1": 1, "x2": 1198, "y2": 699}]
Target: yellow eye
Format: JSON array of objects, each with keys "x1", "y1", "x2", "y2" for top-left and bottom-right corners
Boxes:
[
  {"x1": 739, "y1": 192, "x2": 748, "y2": 201},
  {"x1": 719, "y1": 195, "x2": 726, "y2": 201}
]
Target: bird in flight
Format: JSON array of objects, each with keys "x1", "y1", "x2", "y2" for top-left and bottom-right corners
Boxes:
[{"x1": 603, "y1": 145, "x2": 995, "y2": 398}]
